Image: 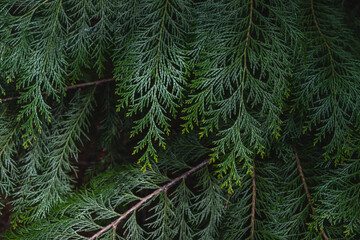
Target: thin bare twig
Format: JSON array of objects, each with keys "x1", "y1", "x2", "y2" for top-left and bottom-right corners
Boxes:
[
  {"x1": 0, "y1": 78, "x2": 115, "y2": 103},
  {"x1": 250, "y1": 162, "x2": 256, "y2": 240},
  {"x1": 88, "y1": 158, "x2": 210, "y2": 240},
  {"x1": 245, "y1": 1, "x2": 255, "y2": 237},
  {"x1": 294, "y1": 149, "x2": 328, "y2": 240},
  {"x1": 224, "y1": 193, "x2": 231, "y2": 209}
]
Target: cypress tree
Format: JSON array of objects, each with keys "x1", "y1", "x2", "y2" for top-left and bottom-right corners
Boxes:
[{"x1": 0, "y1": 0, "x2": 359, "y2": 239}]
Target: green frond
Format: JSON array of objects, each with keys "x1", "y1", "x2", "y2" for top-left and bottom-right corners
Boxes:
[
  {"x1": 313, "y1": 159, "x2": 360, "y2": 237},
  {"x1": 1, "y1": 0, "x2": 69, "y2": 146},
  {"x1": 294, "y1": 0, "x2": 360, "y2": 163},
  {"x1": 114, "y1": 0, "x2": 191, "y2": 169},
  {"x1": 91, "y1": 0, "x2": 116, "y2": 76},
  {"x1": 0, "y1": 108, "x2": 21, "y2": 198},
  {"x1": 0, "y1": 1, "x2": 360, "y2": 239},
  {"x1": 11, "y1": 129, "x2": 49, "y2": 224},
  {"x1": 171, "y1": 180, "x2": 195, "y2": 240},
  {"x1": 10, "y1": 88, "x2": 96, "y2": 223},
  {"x1": 94, "y1": 85, "x2": 125, "y2": 169},
  {"x1": 2, "y1": 134, "x2": 214, "y2": 239},
  {"x1": 146, "y1": 193, "x2": 176, "y2": 240},
  {"x1": 66, "y1": 0, "x2": 94, "y2": 80},
  {"x1": 184, "y1": 0, "x2": 298, "y2": 184},
  {"x1": 192, "y1": 167, "x2": 226, "y2": 240},
  {"x1": 122, "y1": 212, "x2": 146, "y2": 240}
]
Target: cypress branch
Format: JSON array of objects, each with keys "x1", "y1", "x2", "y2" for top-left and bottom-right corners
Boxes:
[
  {"x1": 294, "y1": 149, "x2": 328, "y2": 240},
  {"x1": 294, "y1": 150, "x2": 315, "y2": 213},
  {"x1": 12, "y1": 88, "x2": 97, "y2": 221},
  {"x1": 0, "y1": 78, "x2": 114, "y2": 104},
  {"x1": 250, "y1": 162, "x2": 256, "y2": 240},
  {"x1": 310, "y1": 0, "x2": 331, "y2": 50},
  {"x1": 0, "y1": 1, "x2": 360, "y2": 238},
  {"x1": 88, "y1": 158, "x2": 210, "y2": 240},
  {"x1": 0, "y1": 115, "x2": 20, "y2": 197}
]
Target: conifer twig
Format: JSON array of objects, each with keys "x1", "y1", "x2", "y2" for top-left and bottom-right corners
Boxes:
[
  {"x1": 224, "y1": 193, "x2": 231, "y2": 209},
  {"x1": 243, "y1": 0, "x2": 253, "y2": 52},
  {"x1": 241, "y1": 0, "x2": 253, "y2": 99},
  {"x1": 294, "y1": 150, "x2": 328, "y2": 240},
  {"x1": 310, "y1": 0, "x2": 335, "y2": 75},
  {"x1": 310, "y1": 0, "x2": 330, "y2": 49},
  {"x1": 88, "y1": 158, "x2": 210, "y2": 240},
  {"x1": 246, "y1": 1, "x2": 255, "y2": 238},
  {"x1": 0, "y1": 78, "x2": 115, "y2": 103},
  {"x1": 250, "y1": 162, "x2": 256, "y2": 240}
]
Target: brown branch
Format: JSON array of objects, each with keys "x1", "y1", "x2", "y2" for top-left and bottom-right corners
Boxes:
[
  {"x1": 294, "y1": 149, "x2": 328, "y2": 240},
  {"x1": 310, "y1": 0, "x2": 329, "y2": 49},
  {"x1": 88, "y1": 158, "x2": 210, "y2": 240},
  {"x1": 0, "y1": 78, "x2": 115, "y2": 104},
  {"x1": 224, "y1": 193, "x2": 231, "y2": 209},
  {"x1": 294, "y1": 151, "x2": 314, "y2": 212},
  {"x1": 243, "y1": 0, "x2": 253, "y2": 54},
  {"x1": 65, "y1": 78, "x2": 115, "y2": 90},
  {"x1": 250, "y1": 162, "x2": 256, "y2": 240}
]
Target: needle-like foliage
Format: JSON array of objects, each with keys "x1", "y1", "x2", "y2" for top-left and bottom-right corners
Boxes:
[
  {"x1": 0, "y1": 107, "x2": 21, "y2": 199},
  {"x1": 114, "y1": 0, "x2": 191, "y2": 169},
  {"x1": 0, "y1": 0, "x2": 359, "y2": 239},
  {"x1": 294, "y1": 0, "x2": 360, "y2": 162},
  {"x1": 183, "y1": 0, "x2": 300, "y2": 190},
  {"x1": 11, "y1": 88, "x2": 96, "y2": 223}
]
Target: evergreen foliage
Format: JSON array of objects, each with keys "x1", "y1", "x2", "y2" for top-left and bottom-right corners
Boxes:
[{"x1": 0, "y1": 0, "x2": 359, "y2": 239}]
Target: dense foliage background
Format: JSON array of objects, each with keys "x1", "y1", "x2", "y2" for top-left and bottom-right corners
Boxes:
[{"x1": 0, "y1": 0, "x2": 359, "y2": 239}]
